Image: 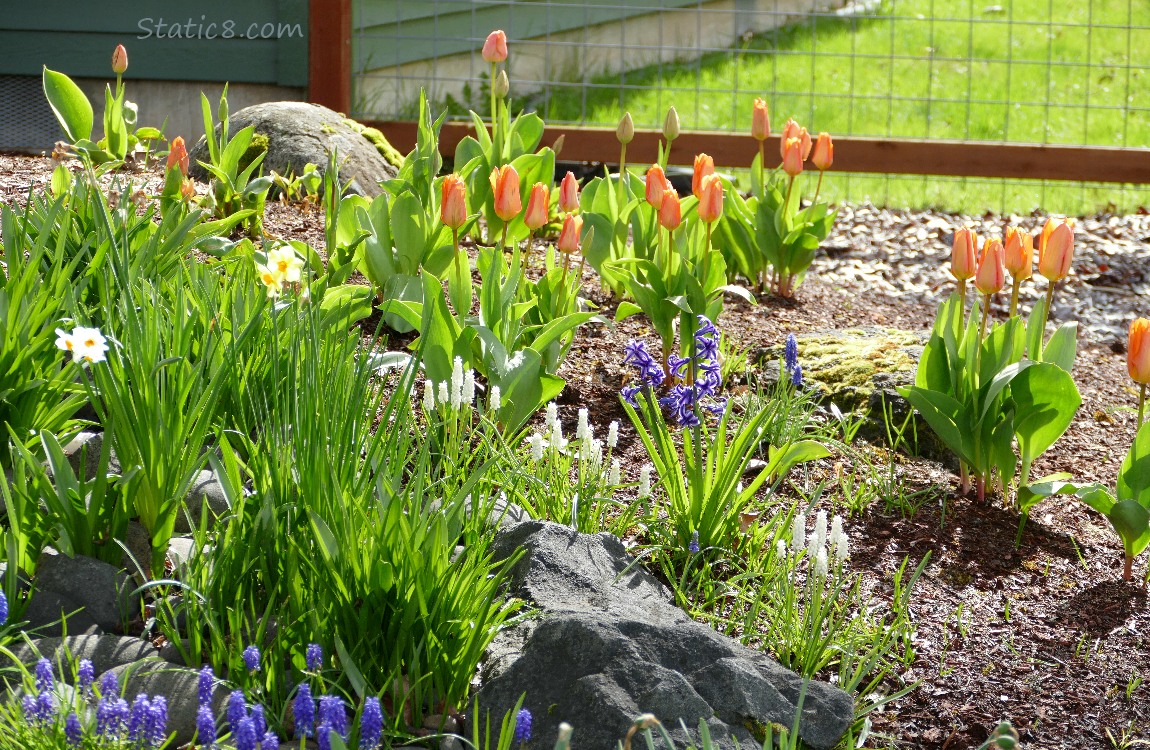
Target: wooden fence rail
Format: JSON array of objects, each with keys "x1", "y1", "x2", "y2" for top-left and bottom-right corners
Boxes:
[{"x1": 365, "y1": 120, "x2": 1150, "y2": 185}]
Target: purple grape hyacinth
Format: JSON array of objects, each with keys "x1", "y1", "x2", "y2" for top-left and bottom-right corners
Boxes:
[
  {"x1": 513, "y1": 708, "x2": 533, "y2": 743},
  {"x1": 196, "y1": 704, "x2": 216, "y2": 746},
  {"x1": 198, "y1": 665, "x2": 214, "y2": 707},
  {"x1": 242, "y1": 645, "x2": 261, "y2": 672},
  {"x1": 77, "y1": 659, "x2": 95, "y2": 695},
  {"x1": 359, "y1": 696, "x2": 383, "y2": 750},
  {"x1": 306, "y1": 643, "x2": 323, "y2": 671},
  {"x1": 0, "y1": 590, "x2": 8, "y2": 625},
  {"x1": 234, "y1": 716, "x2": 259, "y2": 750},
  {"x1": 127, "y1": 694, "x2": 151, "y2": 743},
  {"x1": 318, "y1": 695, "x2": 349, "y2": 739},
  {"x1": 688, "y1": 530, "x2": 701, "y2": 555},
  {"x1": 65, "y1": 712, "x2": 83, "y2": 747},
  {"x1": 34, "y1": 658, "x2": 54, "y2": 693},
  {"x1": 227, "y1": 689, "x2": 248, "y2": 729},
  {"x1": 96, "y1": 695, "x2": 128, "y2": 738},
  {"x1": 294, "y1": 683, "x2": 315, "y2": 738},
  {"x1": 784, "y1": 333, "x2": 799, "y2": 375},
  {"x1": 147, "y1": 695, "x2": 168, "y2": 747}
]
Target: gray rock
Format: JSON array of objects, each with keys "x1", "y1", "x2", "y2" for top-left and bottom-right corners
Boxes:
[
  {"x1": 121, "y1": 522, "x2": 152, "y2": 578},
  {"x1": 108, "y1": 661, "x2": 226, "y2": 747},
  {"x1": 174, "y1": 470, "x2": 231, "y2": 533},
  {"x1": 62, "y1": 431, "x2": 120, "y2": 480},
  {"x1": 166, "y1": 536, "x2": 198, "y2": 572},
  {"x1": 35, "y1": 550, "x2": 140, "y2": 633},
  {"x1": 157, "y1": 640, "x2": 189, "y2": 666},
  {"x1": 5, "y1": 635, "x2": 157, "y2": 680},
  {"x1": 478, "y1": 522, "x2": 854, "y2": 750},
  {"x1": 22, "y1": 590, "x2": 102, "y2": 637},
  {"x1": 188, "y1": 102, "x2": 400, "y2": 198}
]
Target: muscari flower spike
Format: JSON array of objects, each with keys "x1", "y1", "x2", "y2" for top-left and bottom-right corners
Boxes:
[
  {"x1": 319, "y1": 695, "x2": 349, "y2": 739},
  {"x1": 688, "y1": 530, "x2": 701, "y2": 555},
  {"x1": 227, "y1": 689, "x2": 248, "y2": 729},
  {"x1": 294, "y1": 683, "x2": 316, "y2": 738},
  {"x1": 65, "y1": 712, "x2": 83, "y2": 747},
  {"x1": 77, "y1": 659, "x2": 95, "y2": 695},
  {"x1": 359, "y1": 696, "x2": 383, "y2": 750},
  {"x1": 514, "y1": 708, "x2": 533, "y2": 743},
  {"x1": 784, "y1": 333, "x2": 799, "y2": 374},
  {"x1": 196, "y1": 704, "x2": 216, "y2": 746},
  {"x1": 306, "y1": 643, "x2": 324, "y2": 671},
  {"x1": 197, "y1": 665, "x2": 214, "y2": 707},
  {"x1": 242, "y1": 644, "x2": 261, "y2": 672}
]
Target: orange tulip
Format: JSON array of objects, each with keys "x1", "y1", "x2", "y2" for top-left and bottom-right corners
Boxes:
[
  {"x1": 811, "y1": 133, "x2": 833, "y2": 172},
  {"x1": 557, "y1": 213, "x2": 583, "y2": 254},
  {"x1": 166, "y1": 136, "x2": 189, "y2": 176},
  {"x1": 975, "y1": 239, "x2": 1005, "y2": 295},
  {"x1": 559, "y1": 171, "x2": 580, "y2": 213},
  {"x1": 1129, "y1": 318, "x2": 1150, "y2": 385},
  {"x1": 950, "y1": 227, "x2": 978, "y2": 281},
  {"x1": 658, "y1": 187, "x2": 681, "y2": 231},
  {"x1": 780, "y1": 119, "x2": 800, "y2": 161},
  {"x1": 1038, "y1": 221, "x2": 1074, "y2": 282},
  {"x1": 751, "y1": 98, "x2": 770, "y2": 141},
  {"x1": 692, "y1": 153, "x2": 714, "y2": 199},
  {"x1": 697, "y1": 174, "x2": 724, "y2": 223},
  {"x1": 524, "y1": 182, "x2": 549, "y2": 231},
  {"x1": 440, "y1": 174, "x2": 468, "y2": 229},
  {"x1": 489, "y1": 165, "x2": 522, "y2": 222},
  {"x1": 1003, "y1": 226, "x2": 1032, "y2": 280},
  {"x1": 179, "y1": 179, "x2": 195, "y2": 202},
  {"x1": 645, "y1": 164, "x2": 668, "y2": 209},
  {"x1": 112, "y1": 44, "x2": 128, "y2": 75},
  {"x1": 482, "y1": 30, "x2": 508, "y2": 63},
  {"x1": 782, "y1": 137, "x2": 804, "y2": 177}
]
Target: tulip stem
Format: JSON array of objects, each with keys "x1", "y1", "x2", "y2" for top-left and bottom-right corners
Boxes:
[
  {"x1": 702, "y1": 222, "x2": 713, "y2": 296},
  {"x1": 1008, "y1": 278, "x2": 1021, "y2": 318},
  {"x1": 812, "y1": 169, "x2": 825, "y2": 207},
  {"x1": 489, "y1": 62, "x2": 498, "y2": 139},
  {"x1": 617, "y1": 144, "x2": 628, "y2": 210},
  {"x1": 756, "y1": 141, "x2": 765, "y2": 197},
  {"x1": 973, "y1": 293, "x2": 991, "y2": 388},
  {"x1": 1139, "y1": 383, "x2": 1146, "y2": 428},
  {"x1": 957, "y1": 281, "x2": 967, "y2": 320},
  {"x1": 452, "y1": 227, "x2": 465, "y2": 322},
  {"x1": 1124, "y1": 553, "x2": 1133, "y2": 582},
  {"x1": 784, "y1": 174, "x2": 796, "y2": 214}
]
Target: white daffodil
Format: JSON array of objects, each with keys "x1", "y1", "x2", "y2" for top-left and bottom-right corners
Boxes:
[
  {"x1": 56, "y1": 326, "x2": 109, "y2": 363},
  {"x1": 267, "y1": 244, "x2": 305, "y2": 283},
  {"x1": 256, "y1": 263, "x2": 285, "y2": 298}
]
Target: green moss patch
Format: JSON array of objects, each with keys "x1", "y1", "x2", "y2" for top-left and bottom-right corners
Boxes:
[{"x1": 342, "y1": 118, "x2": 405, "y2": 169}]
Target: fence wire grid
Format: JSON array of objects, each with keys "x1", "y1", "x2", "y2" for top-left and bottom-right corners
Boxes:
[{"x1": 352, "y1": 0, "x2": 1150, "y2": 214}]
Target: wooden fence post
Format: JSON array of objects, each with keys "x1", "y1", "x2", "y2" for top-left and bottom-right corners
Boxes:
[{"x1": 308, "y1": 0, "x2": 352, "y2": 114}]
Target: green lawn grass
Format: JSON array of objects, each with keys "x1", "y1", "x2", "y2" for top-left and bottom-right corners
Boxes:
[{"x1": 537, "y1": 0, "x2": 1150, "y2": 215}]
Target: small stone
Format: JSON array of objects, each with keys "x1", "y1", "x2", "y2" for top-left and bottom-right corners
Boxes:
[{"x1": 174, "y1": 470, "x2": 231, "y2": 533}]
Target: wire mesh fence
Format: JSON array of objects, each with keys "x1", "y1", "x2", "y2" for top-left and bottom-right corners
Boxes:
[{"x1": 351, "y1": 0, "x2": 1150, "y2": 213}]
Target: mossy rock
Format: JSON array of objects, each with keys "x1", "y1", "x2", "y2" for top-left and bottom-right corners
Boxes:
[
  {"x1": 341, "y1": 118, "x2": 405, "y2": 169},
  {"x1": 759, "y1": 327, "x2": 951, "y2": 463},
  {"x1": 237, "y1": 132, "x2": 270, "y2": 175}
]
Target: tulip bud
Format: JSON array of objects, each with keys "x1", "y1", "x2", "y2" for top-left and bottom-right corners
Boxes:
[
  {"x1": 811, "y1": 132, "x2": 833, "y2": 171},
  {"x1": 1038, "y1": 221, "x2": 1074, "y2": 282},
  {"x1": 489, "y1": 164, "x2": 522, "y2": 222},
  {"x1": 166, "y1": 136, "x2": 189, "y2": 176},
  {"x1": 557, "y1": 213, "x2": 583, "y2": 254},
  {"x1": 782, "y1": 137, "x2": 804, "y2": 177},
  {"x1": 551, "y1": 134, "x2": 565, "y2": 158},
  {"x1": 493, "y1": 70, "x2": 509, "y2": 98},
  {"x1": 616, "y1": 112, "x2": 634, "y2": 145},
  {"x1": 697, "y1": 174, "x2": 724, "y2": 223},
  {"x1": 524, "y1": 182, "x2": 550, "y2": 231},
  {"x1": 440, "y1": 174, "x2": 468, "y2": 229},
  {"x1": 112, "y1": 44, "x2": 129, "y2": 75},
  {"x1": 798, "y1": 126, "x2": 812, "y2": 160},
  {"x1": 559, "y1": 171, "x2": 580, "y2": 213},
  {"x1": 975, "y1": 239, "x2": 1005, "y2": 295},
  {"x1": 751, "y1": 98, "x2": 770, "y2": 141},
  {"x1": 179, "y1": 179, "x2": 195, "y2": 202},
  {"x1": 663, "y1": 106, "x2": 680, "y2": 142},
  {"x1": 780, "y1": 118, "x2": 801, "y2": 161},
  {"x1": 645, "y1": 164, "x2": 668, "y2": 209},
  {"x1": 1128, "y1": 317, "x2": 1150, "y2": 385},
  {"x1": 950, "y1": 227, "x2": 978, "y2": 281},
  {"x1": 692, "y1": 153, "x2": 714, "y2": 199},
  {"x1": 482, "y1": 30, "x2": 508, "y2": 63},
  {"x1": 1003, "y1": 226, "x2": 1032, "y2": 281},
  {"x1": 658, "y1": 187, "x2": 681, "y2": 231}
]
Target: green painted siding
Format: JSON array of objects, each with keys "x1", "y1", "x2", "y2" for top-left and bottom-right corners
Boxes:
[
  {"x1": 1, "y1": 0, "x2": 307, "y2": 86},
  {"x1": 354, "y1": 0, "x2": 703, "y2": 71}
]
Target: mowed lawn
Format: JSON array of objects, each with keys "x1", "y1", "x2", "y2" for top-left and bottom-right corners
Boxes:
[{"x1": 536, "y1": 0, "x2": 1150, "y2": 214}]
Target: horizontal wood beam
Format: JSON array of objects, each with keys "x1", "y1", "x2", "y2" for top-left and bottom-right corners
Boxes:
[{"x1": 368, "y1": 120, "x2": 1150, "y2": 185}]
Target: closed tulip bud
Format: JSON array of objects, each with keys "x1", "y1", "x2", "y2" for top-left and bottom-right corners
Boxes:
[
  {"x1": 440, "y1": 174, "x2": 468, "y2": 229},
  {"x1": 557, "y1": 213, "x2": 583, "y2": 254},
  {"x1": 663, "y1": 106, "x2": 680, "y2": 142},
  {"x1": 751, "y1": 98, "x2": 770, "y2": 141},
  {"x1": 551, "y1": 134, "x2": 565, "y2": 158},
  {"x1": 524, "y1": 182, "x2": 550, "y2": 230},
  {"x1": 1038, "y1": 221, "x2": 1074, "y2": 282},
  {"x1": 1128, "y1": 318, "x2": 1150, "y2": 385},
  {"x1": 950, "y1": 227, "x2": 978, "y2": 281},
  {"x1": 616, "y1": 112, "x2": 634, "y2": 145},
  {"x1": 975, "y1": 239, "x2": 1006, "y2": 295},
  {"x1": 559, "y1": 171, "x2": 580, "y2": 213},
  {"x1": 798, "y1": 127, "x2": 812, "y2": 160},
  {"x1": 111, "y1": 44, "x2": 129, "y2": 75},
  {"x1": 645, "y1": 164, "x2": 668, "y2": 209},
  {"x1": 493, "y1": 69, "x2": 509, "y2": 98},
  {"x1": 1003, "y1": 226, "x2": 1032, "y2": 280},
  {"x1": 692, "y1": 153, "x2": 714, "y2": 199},
  {"x1": 489, "y1": 164, "x2": 522, "y2": 222},
  {"x1": 811, "y1": 132, "x2": 833, "y2": 171},
  {"x1": 782, "y1": 137, "x2": 804, "y2": 177},
  {"x1": 166, "y1": 136, "x2": 189, "y2": 176},
  {"x1": 658, "y1": 187, "x2": 681, "y2": 231},
  {"x1": 697, "y1": 174, "x2": 724, "y2": 223},
  {"x1": 482, "y1": 30, "x2": 508, "y2": 63},
  {"x1": 780, "y1": 118, "x2": 800, "y2": 161},
  {"x1": 179, "y1": 179, "x2": 196, "y2": 202}
]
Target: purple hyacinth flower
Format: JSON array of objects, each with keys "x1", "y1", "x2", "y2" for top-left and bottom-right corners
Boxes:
[
  {"x1": 359, "y1": 696, "x2": 383, "y2": 750},
  {"x1": 0, "y1": 590, "x2": 8, "y2": 625},
  {"x1": 99, "y1": 670, "x2": 119, "y2": 698},
  {"x1": 196, "y1": 704, "x2": 216, "y2": 746},
  {"x1": 667, "y1": 355, "x2": 691, "y2": 380},
  {"x1": 262, "y1": 731, "x2": 280, "y2": 750},
  {"x1": 306, "y1": 643, "x2": 323, "y2": 671},
  {"x1": 127, "y1": 694, "x2": 151, "y2": 743},
  {"x1": 621, "y1": 385, "x2": 642, "y2": 408},
  {"x1": 784, "y1": 334, "x2": 799, "y2": 374},
  {"x1": 147, "y1": 695, "x2": 168, "y2": 748},
  {"x1": 791, "y1": 363, "x2": 803, "y2": 387},
  {"x1": 242, "y1": 645, "x2": 261, "y2": 673},
  {"x1": 234, "y1": 716, "x2": 259, "y2": 750},
  {"x1": 513, "y1": 708, "x2": 533, "y2": 743},
  {"x1": 96, "y1": 696, "x2": 128, "y2": 738},
  {"x1": 198, "y1": 665, "x2": 214, "y2": 707},
  {"x1": 695, "y1": 315, "x2": 719, "y2": 339},
  {"x1": 65, "y1": 712, "x2": 83, "y2": 747},
  {"x1": 319, "y1": 695, "x2": 349, "y2": 739},
  {"x1": 34, "y1": 658, "x2": 54, "y2": 693},
  {"x1": 227, "y1": 689, "x2": 247, "y2": 729},
  {"x1": 688, "y1": 530, "x2": 701, "y2": 554},
  {"x1": 77, "y1": 659, "x2": 95, "y2": 695},
  {"x1": 251, "y1": 704, "x2": 267, "y2": 737},
  {"x1": 294, "y1": 683, "x2": 315, "y2": 738}
]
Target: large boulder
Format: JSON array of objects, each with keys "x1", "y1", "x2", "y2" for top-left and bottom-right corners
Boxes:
[
  {"x1": 188, "y1": 102, "x2": 401, "y2": 197},
  {"x1": 34, "y1": 550, "x2": 140, "y2": 633},
  {"x1": 478, "y1": 522, "x2": 854, "y2": 750},
  {"x1": 108, "y1": 661, "x2": 227, "y2": 747},
  {"x1": 5, "y1": 635, "x2": 157, "y2": 680}
]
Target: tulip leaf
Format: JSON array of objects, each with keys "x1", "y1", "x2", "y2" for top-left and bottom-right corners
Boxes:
[
  {"x1": 898, "y1": 386, "x2": 973, "y2": 466},
  {"x1": 1118, "y1": 419, "x2": 1150, "y2": 504},
  {"x1": 43, "y1": 67, "x2": 93, "y2": 142},
  {"x1": 1011, "y1": 361, "x2": 1080, "y2": 471},
  {"x1": 1110, "y1": 499, "x2": 1150, "y2": 557},
  {"x1": 1041, "y1": 322, "x2": 1078, "y2": 373}
]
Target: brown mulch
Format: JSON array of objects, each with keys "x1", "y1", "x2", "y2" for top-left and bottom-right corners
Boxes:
[{"x1": 3, "y1": 151, "x2": 1148, "y2": 749}]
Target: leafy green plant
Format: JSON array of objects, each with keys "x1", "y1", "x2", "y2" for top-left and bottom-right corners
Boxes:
[
  {"x1": 196, "y1": 87, "x2": 272, "y2": 237},
  {"x1": 271, "y1": 161, "x2": 322, "y2": 204}
]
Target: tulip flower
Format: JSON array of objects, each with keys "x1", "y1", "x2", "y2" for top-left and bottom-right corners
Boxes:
[
  {"x1": 616, "y1": 112, "x2": 634, "y2": 145},
  {"x1": 493, "y1": 70, "x2": 509, "y2": 98},
  {"x1": 524, "y1": 182, "x2": 549, "y2": 231},
  {"x1": 645, "y1": 164, "x2": 668, "y2": 209},
  {"x1": 751, "y1": 98, "x2": 770, "y2": 141},
  {"x1": 166, "y1": 136, "x2": 189, "y2": 176},
  {"x1": 811, "y1": 133, "x2": 833, "y2": 172},
  {"x1": 616, "y1": 112, "x2": 635, "y2": 207},
  {"x1": 482, "y1": 30, "x2": 508, "y2": 63},
  {"x1": 663, "y1": 106, "x2": 680, "y2": 144},
  {"x1": 780, "y1": 119, "x2": 800, "y2": 161},
  {"x1": 179, "y1": 179, "x2": 196, "y2": 202},
  {"x1": 692, "y1": 153, "x2": 714, "y2": 199},
  {"x1": 658, "y1": 187, "x2": 681, "y2": 232},
  {"x1": 559, "y1": 171, "x2": 580, "y2": 213},
  {"x1": 111, "y1": 44, "x2": 128, "y2": 76},
  {"x1": 557, "y1": 213, "x2": 582, "y2": 256},
  {"x1": 489, "y1": 165, "x2": 522, "y2": 246},
  {"x1": 975, "y1": 239, "x2": 1005, "y2": 296},
  {"x1": 1038, "y1": 221, "x2": 1074, "y2": 283},
  {"x1": 1130, "y1": 317, "x2": 1150, "y2": 424},
  {"x1": 782, "y1": 137, "x2": 804, "y2": 178},
  {"x1": 697, "y1": 174, "x2": 724, "y2": 224},
  {"x1": 440, "y1": 174, "x2": 468, "y2": 230},
  {"x1": 1003, "y1": 226, "x2": 1033, "y2": 316}
]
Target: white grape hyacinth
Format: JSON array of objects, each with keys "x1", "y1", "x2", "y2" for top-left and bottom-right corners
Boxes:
[
  {"x1": 529, "y1": 433, "x2": 545, "y2": 462},
  {"x1": 607, "y1": 420, "x2": 619, "y2": 449},
  {"x1": 488, "y1": 385, "x2": 502, "y2": 413},
  {"x1": 790, "y1": 511, "x2": 806, "y2": 552},
  {"x1": 422, "y1": 379, "x2": 436, "y2": 412},
  {"x1": 638, "y1": 464, "x2": 653, "y2": 498},
  {"x1": 576, "y1": 408, "x2": 590, "y2": 443},
  {"x1": 450, "y1": 357, "x2": 465, "y2": 408},
  {"x1": 609, "y1": 458, "x2": 621, "y2": 486}
]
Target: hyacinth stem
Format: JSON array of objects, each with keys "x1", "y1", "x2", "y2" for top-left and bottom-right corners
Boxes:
[
  {"x1": 1138, "y1": 383, "x2": 1146, "y2": 427},
  {"x1": 1008, "y1": 278, "x2": 1021, "y2": 318},
  {"x1": 976, "y1": 475, "x2": 986, "y2": 502}
]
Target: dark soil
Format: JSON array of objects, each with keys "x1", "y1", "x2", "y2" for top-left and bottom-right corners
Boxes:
[{"x1": 3, "y1": 151, "x2": 1147, "y2": 749}]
